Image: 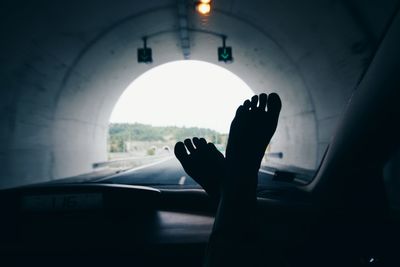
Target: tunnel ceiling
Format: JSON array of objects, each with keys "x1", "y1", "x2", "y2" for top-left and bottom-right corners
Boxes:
[{"x1": 0, "y1": 0, "x2": 398, "y2": 188}]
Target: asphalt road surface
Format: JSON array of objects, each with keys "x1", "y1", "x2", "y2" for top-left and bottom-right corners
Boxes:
[{"x1": 96, "y1": 156, "x2": 279, "y2": 188}]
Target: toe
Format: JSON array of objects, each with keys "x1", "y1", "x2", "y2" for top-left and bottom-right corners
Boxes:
[
  {"x1": 184, "y1": 138, "x2": 196, "y2": 153},
  {"x1": 243, "y1": 99, "x2": 251, "y2": 110},
  {"x1": 250, "y1": 95, "x2": 258, "y2": 110},
  {"x1": 207, "y1": 142, "x2": 217, "y2": 151},
  {"x1": 192, "y1": 137, "x2": 200, "y2": 148},
  {"x1": 258, "y1": 93, "x2": 267, "y2": 110},
  {"x1": 267, "y1": 93, "x2": 282, "y2": 115},
  {"x1": 193, "y1": 137, "x2": 207, "y2": 148},
  {"x1": 174, "y1": 142, "x2": 189, "y2": 163},
  {"x1": 235, "y1": 105, "x2": 245, "y2": 116},
  {"x1": 199, "y1": 138, "x2": 208, "y2": 147}
]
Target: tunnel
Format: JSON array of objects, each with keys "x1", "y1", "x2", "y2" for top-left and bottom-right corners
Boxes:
[{"x1": 0, "y1": 0, "x2": 398, "y2": 189}]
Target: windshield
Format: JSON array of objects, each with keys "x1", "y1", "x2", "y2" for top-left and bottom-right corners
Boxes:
[{"x1": 1, "y1": 0, "x2": 389, "y2": 192}]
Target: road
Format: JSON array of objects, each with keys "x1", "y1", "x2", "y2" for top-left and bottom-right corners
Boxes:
[{"x1": 95, "y1": 156, "x2": 280, "y2": 187}]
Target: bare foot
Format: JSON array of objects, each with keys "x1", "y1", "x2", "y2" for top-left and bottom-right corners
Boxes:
[
  {"x1": 225, "y1": 93, "x2": 282, "y2": 194},
  {"x1": 174, "y1": 137, "x2": 225, "y2": 201}
]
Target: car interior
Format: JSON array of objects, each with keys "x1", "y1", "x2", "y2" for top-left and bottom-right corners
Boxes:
[{"x1": 1, "y1": 1, "x2": 400, "y2": 266}]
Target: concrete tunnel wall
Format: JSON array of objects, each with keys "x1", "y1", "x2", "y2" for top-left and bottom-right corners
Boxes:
[{"x1": 0, "y1": 0, "x2": 398, "y2": 188}]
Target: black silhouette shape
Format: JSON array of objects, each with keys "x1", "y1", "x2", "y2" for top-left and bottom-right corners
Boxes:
[
  {"x1": 174, "y1": 137, "x2": 225, "y2": 200},
  {"x1": 174, "y1": 93, "x2": 282, "y2": 266},
  {"x1": 174, "y1": 93, "x2": 282, "y2": 201},
  {"x1": 202, "y1": 93, "x2": 282, "y2": 267},
  {"x1": 223, "y1": 93, "x2": 282, "y2": 196}
]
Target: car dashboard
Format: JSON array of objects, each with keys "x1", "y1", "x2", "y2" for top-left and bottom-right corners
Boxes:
[
  {"x1": 0, "y1": 182, "x2": 319, "y2": 266},
  {"x1": 7, "y1": 180, "x2": 394, "y2": 267}
]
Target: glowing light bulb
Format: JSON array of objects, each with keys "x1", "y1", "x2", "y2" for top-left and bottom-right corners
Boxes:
[
  {"x1": 196, "y1": 3, "x2": 211, "y2": 15},
  {"x1": 200, "y1": 0, "x2": 211, "y2": 3}
]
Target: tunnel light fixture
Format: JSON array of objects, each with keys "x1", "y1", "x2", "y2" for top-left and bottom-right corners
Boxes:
[
  {"x1": 218, "y1": 36, "x2": 233, "y2": 63},
  {"x1": 137, "y1": 37, "x2": 153, "y2": 64},
  {"x1": 196, "y1": 0, "x2": 211, "y2": 15}
]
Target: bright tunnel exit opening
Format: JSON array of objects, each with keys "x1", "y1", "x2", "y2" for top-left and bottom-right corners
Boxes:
[
  {"x1": 110, "y1": 60, "x2": 253, "y2": 133},
  {"x1": 107, "y1": 60, "x2": 253, "y2": 165}
]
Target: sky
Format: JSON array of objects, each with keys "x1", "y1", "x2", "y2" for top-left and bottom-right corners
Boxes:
[{"x1": 109, "y1": 60, "x2": 253, "y2": 133}]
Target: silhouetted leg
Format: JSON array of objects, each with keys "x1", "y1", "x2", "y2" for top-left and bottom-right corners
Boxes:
[
  {"x1": 174, "y1": 137, "x2": 225, "y2": 201},
  {"x1": 205, "y1": 93, "x2": 282, "y2": 267}
]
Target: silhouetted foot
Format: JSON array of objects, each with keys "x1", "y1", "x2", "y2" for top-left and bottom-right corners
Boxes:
[
  {"x1": 225, "y1": 93, "x2": 282, "y2": 195},
  {"x1": 174, "y1": 137, "x2": 225, "y2": 201}
]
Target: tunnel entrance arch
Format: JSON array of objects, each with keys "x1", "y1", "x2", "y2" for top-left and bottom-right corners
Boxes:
[{"x1": 46, "y1": 4, "x2": 321, "y2": 184}]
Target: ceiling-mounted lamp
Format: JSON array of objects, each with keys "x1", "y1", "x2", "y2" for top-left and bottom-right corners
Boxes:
[{"x1": 196, "y1": 0, "x2": 211, "y2": 15}]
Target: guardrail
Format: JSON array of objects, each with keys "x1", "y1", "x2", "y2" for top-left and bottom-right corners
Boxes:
[{"x1": 93, "y1": 154, "x2": 170, "y2": 169}]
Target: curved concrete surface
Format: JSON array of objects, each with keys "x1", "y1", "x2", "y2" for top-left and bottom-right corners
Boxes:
[{"x1": 0, "y1": 0, "x2": 398, "y2": 188}]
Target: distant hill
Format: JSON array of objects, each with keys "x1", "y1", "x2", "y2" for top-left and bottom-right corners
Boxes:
[{"x1": 108, "y1": 123, "x2": 226, "y2": 152}]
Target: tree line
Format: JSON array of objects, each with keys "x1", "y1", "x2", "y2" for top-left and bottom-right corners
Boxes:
[{"x1": 108, "y1": 123, "x2": 226, "y2": 152}]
